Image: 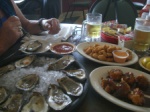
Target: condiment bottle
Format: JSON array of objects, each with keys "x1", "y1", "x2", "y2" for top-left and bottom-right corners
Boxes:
[{"x1": 140, "y1": 0, "x2": 150, "y2": 17}]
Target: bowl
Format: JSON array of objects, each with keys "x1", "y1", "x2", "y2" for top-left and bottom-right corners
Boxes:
[
  {"x1": 112, "y1": 50, "x2": 129, "y2": 63},
  {"x1": 101, "y1": 32, "x2": 118, "y2": 44},
  {"x1": 139, "y1": 56, "x2": 150, "y2": 72},
  {"x1": 50, "y1": 42, "x2": 76, "y2": 54}
]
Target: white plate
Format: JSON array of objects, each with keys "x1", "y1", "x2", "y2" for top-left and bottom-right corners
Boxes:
[
  {"x1": 20, "y1": 39, "x2": 50, "y2": 54},
  {"x1": 139, "y1": 56, "x2": 150, "y2": 72},
  {"x1": 90, "y1": 66, "x2": 150, "y2": 112},
  {"x1": 50, "y1": 42, "x2": 76, "y2": 54},
  {"x1": 76, "y1": 42, "x2": 138, "y2": 66}
]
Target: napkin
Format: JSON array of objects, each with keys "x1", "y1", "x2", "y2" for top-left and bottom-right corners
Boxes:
[{"x1": 21, "y1": 24, "x2": 74, "y2": 43}]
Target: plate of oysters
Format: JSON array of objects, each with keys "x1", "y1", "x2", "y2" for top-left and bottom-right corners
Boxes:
[
  {"x1": 90, "y1": 66, "x2": 150, "y2": 112},
  {"x1": 0, "y1": 53, "x2": 88, "y2": 112},
  {"x1": 19, "y1": 39, "x2": 50, "y2": 54}
]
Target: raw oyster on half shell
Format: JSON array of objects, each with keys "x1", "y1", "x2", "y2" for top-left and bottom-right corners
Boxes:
[
  {"x1": 16, "y1": 74, "x2": 39, "y2": 91},
  {"x1": 48, "y1": 55, "x2": 75, "y2": 70},
  {"x1": 21, "y1": 92, "x2": 48, "y2": 112},
  {"x1": 21, "y1": 40, "x2": 42, "y2": 52},
  {"x1": 48, "y1": 84, "x2": 72, "y2": 110},
  {"x1": 62, "y1": 69, "x2": 86, "y2": 80},
  {"x1": 0, "y1": 87, "x2": 8, "y2": 104},
  {"x1": 0, "y1": 93, "x2": 23, "y2": 112},
  {"x1": 0, "y1": 64, "x2": 15, "y2": 76},
  {"x1": 57, "y1": 76, "x2": 83, "y2": 96},
  {"x1": 15, "y1": 55, "x2": 35, "y2": 68}
]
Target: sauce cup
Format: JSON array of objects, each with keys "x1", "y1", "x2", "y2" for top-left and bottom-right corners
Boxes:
[{"x1": 112, "y1": 50, "x2": 129, "y2": 63}]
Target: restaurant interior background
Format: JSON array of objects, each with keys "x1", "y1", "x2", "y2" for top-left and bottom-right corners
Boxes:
[{"x1": 15, "y1": 0, "x2": 146, "y2": 24}]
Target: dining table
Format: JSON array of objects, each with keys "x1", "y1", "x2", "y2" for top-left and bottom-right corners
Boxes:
[{"x1": 0, "y1": 23, "x2": 149, "y2": 112}]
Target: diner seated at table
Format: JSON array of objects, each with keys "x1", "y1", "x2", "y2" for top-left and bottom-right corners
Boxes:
[{"x1": 0, "y1": 0, "x2": 60, "y2": 56}]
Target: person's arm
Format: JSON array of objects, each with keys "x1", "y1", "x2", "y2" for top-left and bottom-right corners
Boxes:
[{"x1": 10, "y1": 0, "x2": 60, "y2": 35}]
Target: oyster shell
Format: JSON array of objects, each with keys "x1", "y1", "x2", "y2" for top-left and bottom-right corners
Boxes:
[
  {"x1": 21, "y1": 92, "x2": 48, "y2": 112},
  {"x1": 57, "y1": 77, "x2": 83, "y2": 96},
  {"x1": 62, "y1": 69, "x2": 86, "y2": 80},
  {"x1": 0, "y1": 93, "x2": 23, "y2": 112},
  {"x1": 21, "y1": 40, "x2": 42, "y2": 52},
  {"x1": 48, "y1": 55, "x2": 75, "y2": 70},
  {"x1": 15, "y1": 55, "x2": 35, "y2": 68},
  {"x1": 48, "y1": 84, "x2": 72, "y2": 110},
  {"x1": 16, "y1": 74, "x2": 39, "y2": 91},
  {"x1": 0, "y1": 87, "x2": 8, "y2": 104},
  {"x1": 0, "y1": 64, "x2": 15, "y2": 76}
]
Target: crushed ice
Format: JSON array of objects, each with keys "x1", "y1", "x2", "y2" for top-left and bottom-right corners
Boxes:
[{"x1": 0, "y1": 57, "x2": 66, "y2": 96}]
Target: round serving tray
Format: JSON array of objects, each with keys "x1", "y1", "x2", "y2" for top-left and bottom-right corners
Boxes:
[{"x1": 0, "y1": 53, "x2": 89, "y2": 112}]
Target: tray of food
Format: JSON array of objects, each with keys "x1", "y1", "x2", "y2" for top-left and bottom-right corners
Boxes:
[
  {"x1": 90, "y1": 66, "x2": 150, "y2": 112},
  {"x1": 0, "y1": 53, "x2": 88, "y2": 112},
  {"x1": 101, "y1": 21, "x2": 133, "y2": 44}
]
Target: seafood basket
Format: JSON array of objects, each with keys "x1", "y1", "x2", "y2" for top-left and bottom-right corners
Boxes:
[{"x1": 0, "y1": 53, "x2": 88, "y2": 112}]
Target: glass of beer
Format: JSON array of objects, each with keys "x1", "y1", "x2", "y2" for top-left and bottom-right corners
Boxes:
[
  {"x1": 133, "y1": 17, "x2": 150, "y2": 56},
  {"x1": 81, "y1": 13, "x2": 102, "y2": 42}
]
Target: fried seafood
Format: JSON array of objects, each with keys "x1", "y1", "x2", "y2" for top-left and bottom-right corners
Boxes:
[
  {"x1": 108, "y1": 69, "x2": 123, "y2": 81},
  {"x1": 136, "y1": 75, "x2": 149, "y2": 91},
  {"x1": 128, "y1": 88, "x2": 145, "y2": 106},
  {"x1": 122, "y1": 72, "x2": 136, "y2": 86},
  {"x1": 84, "y1": 44, "x2": 133, "y2": 63},
  {"x1": 114, "y1": 80, "x2": 131, "y2": 98},
  {"x1": 101, "y1": 78, "x2": 117, "y2": 94},
  {"x1": 101, "y1": 68, "x2": 149, "y2": 106}
]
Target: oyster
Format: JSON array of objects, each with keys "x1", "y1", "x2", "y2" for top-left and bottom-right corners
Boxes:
[
  {"x1": 22, "y1": 40, "x2": 42, "y2": 52},
  {"x1": 48, "y1": 84, "x2": 72, "y2": 110},
  {"x1": 0, "y1": 87, "x2": 8, "y2": 104},
  {"x1": 16, "y1": 74, "x2": 39, "y2": 91},
  {"x1": 21, "y1": 92, "x2": 48, "y2": 112},
  {"x1": 48, "y1": 55, "x2": 75, "y2": 70},
  {"x1": 0, "y1": 93, "x2": 23, "y2": 112},
  {"x1": 62, "y1": 69, "x2": 86, "y2": 80},
  {"x1": 0, "y1": 64, "x2": 15, "y2": 76},
  {"x1": 57, "y1": 77, "x2": 83, "y2": 96},
  {"x1": 15, "y1": 55, "x2": 35, "y2": 68}
]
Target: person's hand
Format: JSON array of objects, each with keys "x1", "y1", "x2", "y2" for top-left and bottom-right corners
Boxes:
[
  {"x1": 42, "y1": 18, "x2": 60, "y2": 34},
  {"x1": 0, "y1": 16, "x2": 23, "y2": 42},
  {"x1": 0, "y1": 16, "x2": 23, "y2": 54}
]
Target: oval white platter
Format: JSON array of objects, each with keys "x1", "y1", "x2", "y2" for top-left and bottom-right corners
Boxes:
[
  {"x1": 20, "y1": 39, "x2": 50, "y2": 54},
  {"x1": 76, "y1": 42, "x2": 138, "y2": 66},
  {"x1": 90, "y1": 66, "x2": 150, "y2": 112}
]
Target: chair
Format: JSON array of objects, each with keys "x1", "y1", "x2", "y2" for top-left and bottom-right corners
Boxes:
[
  {"x1": 90, "y1": 0, "x2": 138, "y2": 29},
  {"x1": 64, "y1": 0, "x2": 92, "y2": 21}
]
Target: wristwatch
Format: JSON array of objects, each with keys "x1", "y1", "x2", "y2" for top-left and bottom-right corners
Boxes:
[{"x1": 38, "y1": 18, "x2": 46, "y2": 31}]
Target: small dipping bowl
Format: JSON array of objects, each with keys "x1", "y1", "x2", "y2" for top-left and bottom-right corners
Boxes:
[{"x1": 112, "y1": 50, "x2": 129, "y2": 63}]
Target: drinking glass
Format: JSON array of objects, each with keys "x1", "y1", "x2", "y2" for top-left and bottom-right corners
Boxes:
[
  {"x1": 132, "y1": 17, "x2": 150, "y2": 56},
  {"x1": 81, "y1": 13, "x2": 102, "y2": 42}
]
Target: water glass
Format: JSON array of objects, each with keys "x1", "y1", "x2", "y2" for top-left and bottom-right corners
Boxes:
[{"x1": 81, "y1": 13, "x2": 102, "y2": 42}]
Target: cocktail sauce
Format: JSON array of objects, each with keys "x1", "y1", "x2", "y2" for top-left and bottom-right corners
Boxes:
[{"x1": 52, "y1": 43, "x2": 74, "y2": 53}]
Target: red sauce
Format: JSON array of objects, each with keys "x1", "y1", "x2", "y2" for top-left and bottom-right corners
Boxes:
[{"x1": 53, "y1": 43, "x2": 74, "y2": 53}]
